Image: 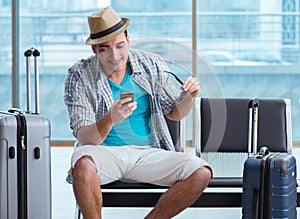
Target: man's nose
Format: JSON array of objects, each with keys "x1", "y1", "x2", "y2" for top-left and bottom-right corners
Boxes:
[{"x1": 110, "y1": 47, "x2": 119, "y2": 59}]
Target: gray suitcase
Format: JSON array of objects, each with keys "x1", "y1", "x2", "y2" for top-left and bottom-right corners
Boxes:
[{"x1": 0, "y1": 48, "x2": 51, "y2": 219}]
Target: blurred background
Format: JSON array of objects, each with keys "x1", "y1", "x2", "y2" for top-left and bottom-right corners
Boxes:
[{"x1": 2, "y1": 0, "x2": 300, "y2": 218}]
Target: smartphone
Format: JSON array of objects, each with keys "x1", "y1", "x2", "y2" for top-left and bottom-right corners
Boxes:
[{"x1": 120, "y1": 91, "x2": 134, "y2": 106}]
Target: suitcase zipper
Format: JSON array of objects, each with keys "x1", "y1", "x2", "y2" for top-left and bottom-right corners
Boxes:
[
  {"x1": 262, "y1": 154, "x2": 273, "y2": 219},
  {"x1": 16, "y1": 114, "x2": 28, "y2": 219}
]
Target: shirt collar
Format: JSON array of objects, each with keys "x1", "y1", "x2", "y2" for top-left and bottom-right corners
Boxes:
[{"x1": 128, "y1": 49, "x2": 144, "y2": 75}]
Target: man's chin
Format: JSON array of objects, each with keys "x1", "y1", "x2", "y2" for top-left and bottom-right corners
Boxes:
[
  {"x1": 104, "y1": 67, "x2": 123, "y2": 76},
  {"x1": 101, "y1": 60, "x2": 127, "y2": 75},
  {"x1": 110, "y1": 64, "x2": 126, "y2": 73}
]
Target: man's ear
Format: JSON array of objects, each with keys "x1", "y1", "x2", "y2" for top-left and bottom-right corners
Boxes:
[{"x1": 91, "y1": 45, "x2": 97, "y2": 54}]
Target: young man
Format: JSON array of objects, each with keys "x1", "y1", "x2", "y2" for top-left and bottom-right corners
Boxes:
[{"x1": 64, "y1": 6, "x2": 212, "y2": 219}]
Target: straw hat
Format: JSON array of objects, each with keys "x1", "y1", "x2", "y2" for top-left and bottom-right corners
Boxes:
[{"x1": 85, "y1": 6, "x2": 130, "y2": 45}]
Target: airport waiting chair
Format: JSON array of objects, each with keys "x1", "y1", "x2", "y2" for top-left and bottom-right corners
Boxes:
[
  {"x1": 67, "y1": 97, "x2": 298, "y2": 218},
  {"x1": 194, "y1": 98, "x2": 294, "y2": 197}
]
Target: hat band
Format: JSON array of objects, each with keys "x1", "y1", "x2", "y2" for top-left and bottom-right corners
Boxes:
[{"x1": 90, "y1": 20, "x2": 125, "y2": 40}]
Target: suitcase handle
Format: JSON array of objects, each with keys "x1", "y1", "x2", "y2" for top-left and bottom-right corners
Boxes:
[
  {"x1": 258, "y1": 146, "x2": 269, "y2": 156},
  {"x1": 24, "y1": 47, "x2": 40, "y2": 114},
  {"x1": 24, "y1": 48, "x2": 40, "y2": 57},
  {"x1": 8, "y1": 108, "x2": 24, "y2": 114},
  {"x1": 248, "y1": 98, "x2": 259, "y2": 157}
]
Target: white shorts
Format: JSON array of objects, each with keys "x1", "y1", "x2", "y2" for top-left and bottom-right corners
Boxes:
[{"x1": 71, "y1": 145, "x2": 211, "y2": 186}]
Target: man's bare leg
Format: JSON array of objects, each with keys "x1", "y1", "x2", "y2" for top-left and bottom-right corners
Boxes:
[
  {"x1": 72, "y1": 156, "x2": 102, "y2": 219},
  {"x1": 145, "y1": 167, "x2": 212, "y2": 219}
]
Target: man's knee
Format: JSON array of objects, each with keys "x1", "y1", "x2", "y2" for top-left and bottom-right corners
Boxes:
[
  {"x1": 200, "y1": 166, "x2": 212, "y2": 180},
  {"x1": 192, "y1": 167, "x2": 212, "y2": 186},
  {"x1": 73, "y1": 156, "x2": 98, "y2": 178}
]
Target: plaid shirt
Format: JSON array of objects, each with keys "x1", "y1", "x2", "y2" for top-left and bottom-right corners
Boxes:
[{"x1": 64, "y1": 48, "x2": 179, "y2": 151}]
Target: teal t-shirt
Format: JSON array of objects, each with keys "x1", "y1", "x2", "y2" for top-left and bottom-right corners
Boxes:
[{"x1": 103, "y1": 65, "x2": 155, "y2": 146}]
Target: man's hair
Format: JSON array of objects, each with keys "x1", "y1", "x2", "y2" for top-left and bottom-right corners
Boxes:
[{"x1": 124, "y1": 29, "x2": 128, "y2": 38}]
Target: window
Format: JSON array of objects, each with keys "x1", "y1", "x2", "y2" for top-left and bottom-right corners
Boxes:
[
  {"x1": 18, "y1": 0, "x2": 110, "y2": 139},
  {"x1": 197, "y1": 0, "x2": 300, "y2": 142},
  {"x1": 0, "y1": 1, "x2": 12, "y2": 110},
  {"x1": 2, "y1": 0, "x2": 300, "y2": 144}
]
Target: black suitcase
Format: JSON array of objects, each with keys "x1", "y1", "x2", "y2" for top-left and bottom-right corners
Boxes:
[
  {"x1": 0, "y1": 48, "x2": 51, "y2": 219},
  {"x1": 242, "y1": 99, "x2": 297, "y2": 219}
]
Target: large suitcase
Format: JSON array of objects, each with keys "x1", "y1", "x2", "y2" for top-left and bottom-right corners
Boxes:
[
  {"x1": 0, "y1": 48, "x2": 51, "y2": 219},
  {"x1": 242, "y1": 99, "x2": 297, "y2": 219}
]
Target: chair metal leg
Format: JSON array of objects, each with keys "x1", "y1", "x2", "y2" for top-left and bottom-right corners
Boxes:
[
  {"x1": 78, "y1": 209, "x2": 82, "y2": 219},
  {"x1": 74, "y1": 203, "x2": 82, "y2": 219}
]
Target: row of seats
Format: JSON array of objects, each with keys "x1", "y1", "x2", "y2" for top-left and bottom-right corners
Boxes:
[{"x1": 67, "y1": 97, "x2": 298, "y2": 218}]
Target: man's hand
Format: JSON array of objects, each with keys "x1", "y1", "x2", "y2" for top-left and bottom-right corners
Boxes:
[
  {"x1": 110, "y1": 98, "x2": 137, "y2": 124},
  {"x1": 76, "y1": 98, "x2": 136, "y2": 145},
  {"x1": 166, "y1": 76, "x2": 200, "y2": 121},
  {"x1": 181, "y1": 76, "x2": 200, "y2": 98}
]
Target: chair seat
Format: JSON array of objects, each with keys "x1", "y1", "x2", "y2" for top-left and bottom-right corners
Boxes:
[
  {"x1": 101, "y1": 177, "x2": 243, "y2": 190},
  {"x1": 101, "y1": 181, "x2": 169, "y2": 189},
  {"x1": 99, "y1": 178, "x2": 245, "y2": 208}
]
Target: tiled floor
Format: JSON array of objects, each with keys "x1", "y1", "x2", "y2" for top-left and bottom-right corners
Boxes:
[{"x1": 51, "y1": 146, "x2": 300, "y2": 219}]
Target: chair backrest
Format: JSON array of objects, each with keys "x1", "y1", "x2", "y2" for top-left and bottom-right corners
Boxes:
[
  {"x1": 195, "y1": 98, "x2": 292, "y2": 154},
  {"x1": 165, "y1": 117, "x2": 183, "y2": 152}
]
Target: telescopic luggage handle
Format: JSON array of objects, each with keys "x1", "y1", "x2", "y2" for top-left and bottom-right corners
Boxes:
[
  {"x1": 247, "y1": 98, "x2": 259, "y2": 157},
  {"x1": 24, "y1": 47, "x2": 40, "y2": 114},
  {"x1": 24, "y1": 47, "x2": 40, "y2": 57}
]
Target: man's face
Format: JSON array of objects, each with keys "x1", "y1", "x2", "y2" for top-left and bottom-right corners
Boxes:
[{"x1": 92, "y1": 32, "x2": 130, "y2": 75}]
